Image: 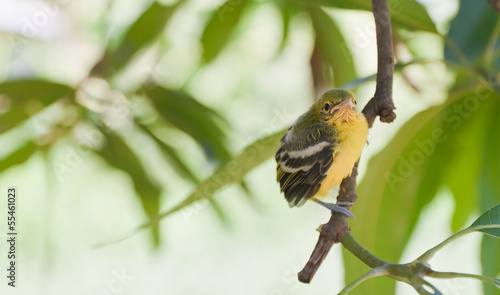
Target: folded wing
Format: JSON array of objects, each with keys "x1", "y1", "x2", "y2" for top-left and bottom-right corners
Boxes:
[{"x1": 275, "y1": 123, "x2": 337, "y2": 207}]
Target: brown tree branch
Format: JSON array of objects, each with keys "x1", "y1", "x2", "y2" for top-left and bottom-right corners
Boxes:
[
  {"x1": 489, "y1": 0, "x2": 500, "y2": 14},
  {"x1": 310, "y1": 41, "x2": 331, "y2": 100},
  {"x1": 298, "y1": 0, "x2": 396, "y2": 284}
]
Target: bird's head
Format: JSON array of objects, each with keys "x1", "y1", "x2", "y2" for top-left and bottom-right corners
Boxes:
[{"x1": 314, "y1": 89, "x2": 358, "y2": 124}]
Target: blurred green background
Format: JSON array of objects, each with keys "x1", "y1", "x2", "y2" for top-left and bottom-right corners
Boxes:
[{"x1": 0, "y1": 0, "x2": 499, "y2": 294}]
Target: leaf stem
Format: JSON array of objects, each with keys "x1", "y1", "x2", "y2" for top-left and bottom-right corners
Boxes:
[
  {"x1": 484, "y1": 18, "x2": 500, "y2": 69},
  {"x1": 337, "y1": 265, "x2": 390, "y2": 295},
  {"x1": 442, "y1": 36, "x2": 474, "y2": 73},
  {"x1": 427, "y1": 270, "x2": 500, "y2": 287},
  {"x1": 418, "y1": 224, "x2": 500, "y2": 262},
  {"x1": 417, "y1": 228, "x2": 471, "y2": 262}
]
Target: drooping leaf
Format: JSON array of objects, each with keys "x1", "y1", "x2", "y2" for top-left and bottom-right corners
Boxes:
[
  {"x1": 200, "y1": 0, "x2": 251, "y2": 63},
  {"x1": 275, "y1": 0, "x2": 297, "y2": 51},
  {"x1": 309, "y1": 6, "x2": 356, "y2": 87},
  {"x1": 478, "y1": 98, "x2": 500, "y2": 234},
  {"x1": 411, "y1": 85, "x2": 499, "y2": 233},
  {"x1": 479, "y1": 101, "x2": 500, "y2": 294},
  {"x1": 0, "y1": 80, "x2": 74, "y2": 102},
  {"x1": 443, "y1": 96, "x2": 494, "y2": 231},
  {"x1": 0, "y1": 80, "x2": 74, "y2": 133},
  {"x1": 91, "y1": 2, "x2": 179, "y2": 76},
  {"x1": 151, "y1": 128, "x2": 286, "y2": 221},
  {"x1": 304, "y1": 0, "x2": 437, "y2": 33},
  {"x1": 445, "y1": 0, "x2": 499, "y2": 66},
  {"x1": 239, "y1": 179, "x2": 256, "y2": 201},
  {"x1": 139, "y1": 123, "x2": 200, "y2": 183},
  {"x1": 208, "y1": 198, "x2": 232, "y2": 227},
  {"x1": 481, "y1": 238, "x2": 500, "y2": 295},
  {"x1": 0, "y1": 107, "x2": 28, "y2": 133},
  {"x1": 0, "y1": 142, "x2": 39, "y2": 174},
  {"x1": 145, "y1": 86, "x2": 231, "y2": 162},
  {"x1": 139, "y1": 121, "x2": 242, "y2": 227},
  {"x1": 98, "y1": 131, "x2": 162, "y2": 246},
  {"x1": 446, "y1": 138, "x2": 481, "y2": 231}
]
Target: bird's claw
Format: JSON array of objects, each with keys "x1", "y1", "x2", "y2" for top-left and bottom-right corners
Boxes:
[
  {"x1": 329, "y1": 203, "x2": 355, "y2": 220},
  {"x1": 314, "y1": 199, "x2": 355, "y2": 219}
]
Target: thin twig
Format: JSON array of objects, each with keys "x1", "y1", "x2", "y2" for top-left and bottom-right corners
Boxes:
[
  {"x1": 417, "y1": 228, "x2": 472, "y2": 262},
  {"x1": 418, "y1": 224, "x2": 500, "y2": 262},
  {"x1": 420, "y1": 280, "x2": 443, "y2": 295},
  {"x1": 298, "y1": 0, "x2": 396, "y2": 284},
  {"x1": 338, "y1": 265, "x2": 390, "y2": 295},
  {"x1": 413, "y1": 284, "x2": 434, "y2": 295},
  {"x1": 427, "y1": 270, "x2": 500, "y2": 287}
]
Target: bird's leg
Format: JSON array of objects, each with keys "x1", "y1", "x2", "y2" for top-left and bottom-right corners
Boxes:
[{"x1": 312, "y1": 198, "x2": 355, "y2": 219}]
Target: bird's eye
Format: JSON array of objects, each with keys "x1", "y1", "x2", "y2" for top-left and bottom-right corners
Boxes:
[{"x1": 324, "y1": 103, "x2": 331, "y2": 111}]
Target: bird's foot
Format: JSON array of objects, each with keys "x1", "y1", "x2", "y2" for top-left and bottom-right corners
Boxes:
[{"x1": 313, "y1": 199, "x2": 355, "y2": 219}]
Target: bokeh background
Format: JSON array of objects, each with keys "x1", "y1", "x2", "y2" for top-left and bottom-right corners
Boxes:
[{"x1": 0, "y1": 0, "x2": 499, "y2": 294}]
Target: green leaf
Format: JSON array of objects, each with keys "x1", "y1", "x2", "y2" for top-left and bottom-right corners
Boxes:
[
  {"x1": 0, "y1": 80, "x2": 74, "y2": 133},
  {"x1": 145, "y1": 86, "x2": 231, "y2": 162},
  {"x1": 139, "y1": 123, "x2": 200, "y2": 183},
  {"x1": 445, "y1": 0, "x2": 499, "y2": 66},
  {"x1": 471, "y1": 204, "x2": 500, "y2": 238},
  {"x1": 309, "y1": 7, "x2": 356, "y2": 87},
  {"x1": 200, "y1": 0, "x2": 251, "y2": 63},
  {"x1": 0, "y1": 108, "x2": 28, "y2": 133},
  {"x1": 443, "y1": 98, "x2": 494, "y2": 231},
  {"x1": 92, "y1": 2, "x2": 179, "y2": 76},
  {"x1": 0, "y1": 142, "x2": 39, "y2": 174},
  {"x1": 275, "y1": 0, "x2": 297, "y2": 51},
  {"x1": 239, "y1": 179, "x2": 257, "y2": 202},
  {"x1": 415, "y1": 85, "x2": 499, "y2": 232},
  {"x1": 305, "y1": 0, "x2": 437, "y2": 33},
  {"x1": 445, "y1": 136, "x2": 481, "y2": 232},
  {"x1": 479, "y1": 100, "x2": 500, "y2": 232},
  {"x1": 0, "y1": 80, "x2": 74, "y2": 102},
  {"x1": 98, "y1": 131, "x2": 162, "y2": 246},
  {"x1": 481, "y1": 238, "x2": 500, "y2": 295},
  {"x1": 150, "y1": 128, "x2": 286, "y2": 221},
  {"x1": 479, "y1": 101, "x2": 500, "y2": 294},
  {"x1": 208, "y1": 198, "x2": 232, "y2": 227}
]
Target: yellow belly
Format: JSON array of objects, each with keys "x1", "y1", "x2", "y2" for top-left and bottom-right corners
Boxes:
[{"x1": 316, "y1": 113, "x2": 368, "y2": 197}]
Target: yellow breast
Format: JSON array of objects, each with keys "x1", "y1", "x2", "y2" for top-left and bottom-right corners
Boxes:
[{"x1": 316, "y1": 113, "x2": 368, "y2": 196}]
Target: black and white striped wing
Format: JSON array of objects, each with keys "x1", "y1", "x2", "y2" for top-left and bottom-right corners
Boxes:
[{"x1": 275, "y1": 124, "x2": 337, "y2": 207}]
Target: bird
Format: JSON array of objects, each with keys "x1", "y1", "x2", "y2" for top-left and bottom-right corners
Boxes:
[{"x1": 275, "y1": 89, "x2": 368, "y2": 218}]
